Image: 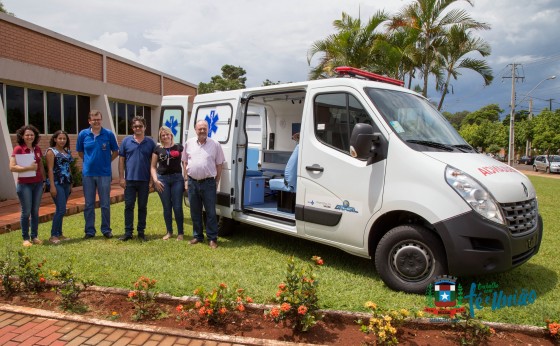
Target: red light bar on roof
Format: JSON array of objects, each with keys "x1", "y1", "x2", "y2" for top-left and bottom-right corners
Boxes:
[{"x1": 334, "y1": 66, "x2": 404, "y2": 87}]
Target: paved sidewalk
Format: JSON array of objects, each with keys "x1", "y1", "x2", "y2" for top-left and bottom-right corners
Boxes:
[
  {"x1": 0, "y1": 180, "x2": 125, "y2": 233},
  {"x1": 0, "y1": 304, "x2": 303, "y2": 346}
]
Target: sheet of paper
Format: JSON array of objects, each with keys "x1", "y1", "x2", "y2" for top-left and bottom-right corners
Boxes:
[{"x1": 15, "y1": 153, "x2": 36, "y2": 177}]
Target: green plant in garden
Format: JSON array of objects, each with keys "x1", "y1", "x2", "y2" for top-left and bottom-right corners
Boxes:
[
  {"x1": 545, "y1": 319, "x2": 560, "y2": 343},
  {"x1": 51, "y1": 262, "x2": 93, "y2": 312},
  {"x1": 176, "y1": 283, "x2": 253, "y2": 325},
  {"x1": 128, "y1": 276, "x2": 162, "y2": 321},
  {"x1": 107, "y1": 311, "x2": 121, "y2": 321},
  {"x1": 17, "y1": 250, "x2": 47, "y2": 293},
  {"x1": 359, "y1": 301, "x2": 422, "y2": 345},
  {"x1": 452, "y1": 311, "x2": 495, "y2": 345},
  {"x1": 264, "y1": 256, "x2": 323, "y2": 332},
  {"x1": 0, "y1": 250, "x2": 18, "y2": 296}
]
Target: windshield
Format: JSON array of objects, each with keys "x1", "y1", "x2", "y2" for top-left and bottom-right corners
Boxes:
[
  {"x1": 550, "y1": 155, "x2": 560, "y2": 162},
  {"x1": 365, "y1": 88, "x2": 468, "y2": 148}
]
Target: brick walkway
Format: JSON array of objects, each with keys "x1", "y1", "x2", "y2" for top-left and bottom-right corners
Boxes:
[{"x1": 0, "y1": 303, "x2": 288, "y2": 345}]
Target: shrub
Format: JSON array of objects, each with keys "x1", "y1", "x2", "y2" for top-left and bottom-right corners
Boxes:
[
  {"x1": 0, "y1": 250, "x2": 18, "y2": 296},
  {"x1": 177, "y1": 283, "x2": 253, "y2": 325},
  {"x1": 359, "y1": 302, "x2": 418, "y2": 345},
  {"x1": 51, "y1": 262, "x2": 93, "y2": 312},
  {"x1": 452, "y1": 311, "x2": 495, "y2": 345},
  {"x1": 264, "y1": 256, "x2": 323, "y2": 332},
  {"x1": 17, "y1": 250, "x2": 47, "y2": 293},
  {"x1": 545, "y1": 319, "x2": 560, "y2": 343},
  {"x1": 128, "y1": 276, "x2": 162, "y2": 321}
]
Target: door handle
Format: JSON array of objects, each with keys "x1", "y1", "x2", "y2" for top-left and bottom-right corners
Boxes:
[{"x1": 306, "y1": 165, "x2": 324, "y2": 172}]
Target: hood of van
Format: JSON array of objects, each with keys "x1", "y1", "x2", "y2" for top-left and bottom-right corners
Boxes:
[{"x1": 424, "y1": 152, "x2": 536, "y2": 203}]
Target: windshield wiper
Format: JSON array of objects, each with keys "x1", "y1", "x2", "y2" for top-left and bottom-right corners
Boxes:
[
  {"x1": 406, "y1": 140, "x2": 454, "y2": 152},
  {"x1": 452, "y1": 144, "x2": 476, "y2": 153}
]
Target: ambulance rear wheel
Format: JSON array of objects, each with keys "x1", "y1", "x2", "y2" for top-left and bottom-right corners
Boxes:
[{"x1": 375, "y1": 225, "x2": 447, "y2": 294}]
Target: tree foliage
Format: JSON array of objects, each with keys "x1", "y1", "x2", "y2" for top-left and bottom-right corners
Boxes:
[
  {"x1": 0, "y1": 0, "x2": 14, "y2": 16},
  {"x1": 307, "y1": 0, "x2": 492, "y2": 110},
  {"x1": 198, "y1": 65, "x2": 247, "y2": 94},
  {"x1": 532, "y1": 110, "x2": 560, "y2": 154},
  {"x1": 461, "y1": 104, "x2": 502, "y2": 126}
]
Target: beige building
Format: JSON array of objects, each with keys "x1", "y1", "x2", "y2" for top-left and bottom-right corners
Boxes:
[{"x1": 0, "y1": 12, "x2": 196, "y2": 200}]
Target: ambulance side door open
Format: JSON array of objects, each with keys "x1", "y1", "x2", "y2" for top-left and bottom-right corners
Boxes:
[
  {"x1": 299, "y1": 88, "x2": 387, "y2": 249},
  {"x1": 192, "y1": 100, "x2": 238, "y2": 217}
]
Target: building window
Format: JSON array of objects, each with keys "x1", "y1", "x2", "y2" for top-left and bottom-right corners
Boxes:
[
  {"x1": 47, "y1": 92, "x2": 62, "y2": 133},
  {"x1": 6, "y1": 85, "x2": 24, "y2": 133},
  {"x1": 127, "y1": 104, "x2": 135, "y2": 133},
  {"x1": 110, "y1": 100, "x2": 152, "y2": 136},
  {"x1": 109, "y1": 100, "x2": 117, "y2": 132},
  {"x1": 143, "y1": 106, "x2": 152, "y2": 136},
  {"x1": 77, "y1": 95, "x2": 90, "y2": 132},
  {"x1": 63, "y1": 94, "x2": 77, "y2": 134},
  {"x1": 117, "y1": 102, "x2": 126, "y2": 135},
  {"x1": 28, "y1": 89, "x2": 45, "y2": 133}
]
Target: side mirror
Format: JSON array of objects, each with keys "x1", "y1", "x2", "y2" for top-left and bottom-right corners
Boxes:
[{"x1": 349, "y1": 123, "x2": 378, "y2": 160}]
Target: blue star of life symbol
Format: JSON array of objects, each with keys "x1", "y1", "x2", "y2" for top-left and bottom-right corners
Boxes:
[
  {"x1": 164, "y1": 115, "x2": 179, "y2": 137},
  {"x1": 205, "y1": 110, "x2": 219, "y2": 138}
]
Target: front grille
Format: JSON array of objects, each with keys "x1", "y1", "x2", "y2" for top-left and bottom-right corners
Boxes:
[{"x1": 500, "y1": 198, "x2": 538, "y2": 236}]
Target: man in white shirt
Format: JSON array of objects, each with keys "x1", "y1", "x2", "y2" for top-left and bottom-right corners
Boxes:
[{"x1": 181, "y1": 120, "x2": 225, "y2": 249}]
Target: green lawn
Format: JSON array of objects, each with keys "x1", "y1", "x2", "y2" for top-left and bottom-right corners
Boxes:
[{"x1": 1, "y1": 175, "x2": 558, "y2": 326}]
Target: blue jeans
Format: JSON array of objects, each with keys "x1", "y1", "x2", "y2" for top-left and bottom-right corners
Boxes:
[
  {"x1": 188, "y1": 177, "x2": 218, "y2": 242},
  {"x1": 16, "y1": 182, "x2": 43, "y2": 241},
  {"x1": 82, "y1": 175, "x2": 112, "y2": 236},
  {"x1": 51, "y1": 183, "x2": 71, "y2": 237},
  {"x1": 124, "y1": 180, "x2": 150, "y2": 236},
  {"x1": 156, "y1": 173, "x2": 184, "y2": 235}
]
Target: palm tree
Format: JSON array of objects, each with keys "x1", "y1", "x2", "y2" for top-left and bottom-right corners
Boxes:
[
  {"x1": 389, "y1": 0, "x2": 490, "y2": 97},
  {"x1": 436, "y1": 26, "x2": 493, "y2": 110},
  {"x1": 307, "y1": 11, "x2": 389, "y2": 79}
]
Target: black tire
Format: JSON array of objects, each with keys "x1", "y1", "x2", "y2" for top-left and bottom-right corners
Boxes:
[
  {"x1": 217, "y1": 217, "x2": 235, "y2": 237},
  {"x1": 375, "y1": 225, "x2": 447, "y2": 294},
  {"x1": 533, "y1": 165, "x2": 538, "y2": 172}
]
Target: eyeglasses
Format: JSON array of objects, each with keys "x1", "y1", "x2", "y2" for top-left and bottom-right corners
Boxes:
[
  {"x1": 89, "y1": 119, "x2": 102, "y2": 122},
  {"x1": 132, "y1": 125, "x2": 144, "y2": 129}
]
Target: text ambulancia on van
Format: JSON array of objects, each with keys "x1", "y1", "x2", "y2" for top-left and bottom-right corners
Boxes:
[{"x1": 173, "y1": 67, "x2": 543, "y2": 293}]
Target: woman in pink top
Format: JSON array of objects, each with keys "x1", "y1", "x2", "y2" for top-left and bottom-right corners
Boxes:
[{"x1": 9, "y1": 125, "x2": 46, "y2": 247}]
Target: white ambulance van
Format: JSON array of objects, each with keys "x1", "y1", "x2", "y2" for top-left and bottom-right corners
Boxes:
[{"x1": 180, "y1": 67, "x2": 543, "y2": 293}]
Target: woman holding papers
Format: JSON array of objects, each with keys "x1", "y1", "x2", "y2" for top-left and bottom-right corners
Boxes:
[{"x1": 9, "y1": 125, "x2": 46, "y2": 247}]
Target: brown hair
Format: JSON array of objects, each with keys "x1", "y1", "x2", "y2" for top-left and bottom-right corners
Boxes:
[{"x1": 15, "y1": 125, "x2": 40, "y2": 147}]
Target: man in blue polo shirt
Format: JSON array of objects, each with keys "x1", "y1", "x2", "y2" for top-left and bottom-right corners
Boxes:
[
  {"x1": 77, "y1": 110, "x2": 119, "y2": 239},
  {"x1": 118, "y1": 116, "x2": 156, "y2": 241}
]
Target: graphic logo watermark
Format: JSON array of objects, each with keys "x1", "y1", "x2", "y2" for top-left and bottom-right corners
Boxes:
[{"x1": 424, "y1": 275, "x2": 538, "y2": 321}]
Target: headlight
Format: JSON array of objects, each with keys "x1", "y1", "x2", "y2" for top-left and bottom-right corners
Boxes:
[{"x1": 445, "y1": 166, "x2": 505, "y2": 225}]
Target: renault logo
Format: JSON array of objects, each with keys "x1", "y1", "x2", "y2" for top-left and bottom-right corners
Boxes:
[{"x1": 521, "y1": 182, "x2": 528, "y2": 198}]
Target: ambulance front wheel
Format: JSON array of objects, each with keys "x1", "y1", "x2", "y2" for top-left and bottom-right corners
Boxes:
[{"x1": 375, "y1": 225, "x2": 447, "y2": 294}]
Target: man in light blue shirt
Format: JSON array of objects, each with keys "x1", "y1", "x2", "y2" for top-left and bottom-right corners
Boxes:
[{"x1": 76, "y1": 110, "x2": 119, "y2": 239}]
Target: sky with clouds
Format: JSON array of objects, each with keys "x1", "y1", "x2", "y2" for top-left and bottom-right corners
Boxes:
[{"x1": 3, "y1": 0, "x2": 560, "y2": 114}]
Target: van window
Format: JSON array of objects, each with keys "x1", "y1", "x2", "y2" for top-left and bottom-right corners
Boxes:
[
  {"x1": 314, "y1": 93, "x2": 371, "y2": 153},
  {"x1": 161, "y1": 107, "x2": 184, "y2": 144},
  {"x1": 195, "y1": 104, "x2": 233, "y2": 143}
]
